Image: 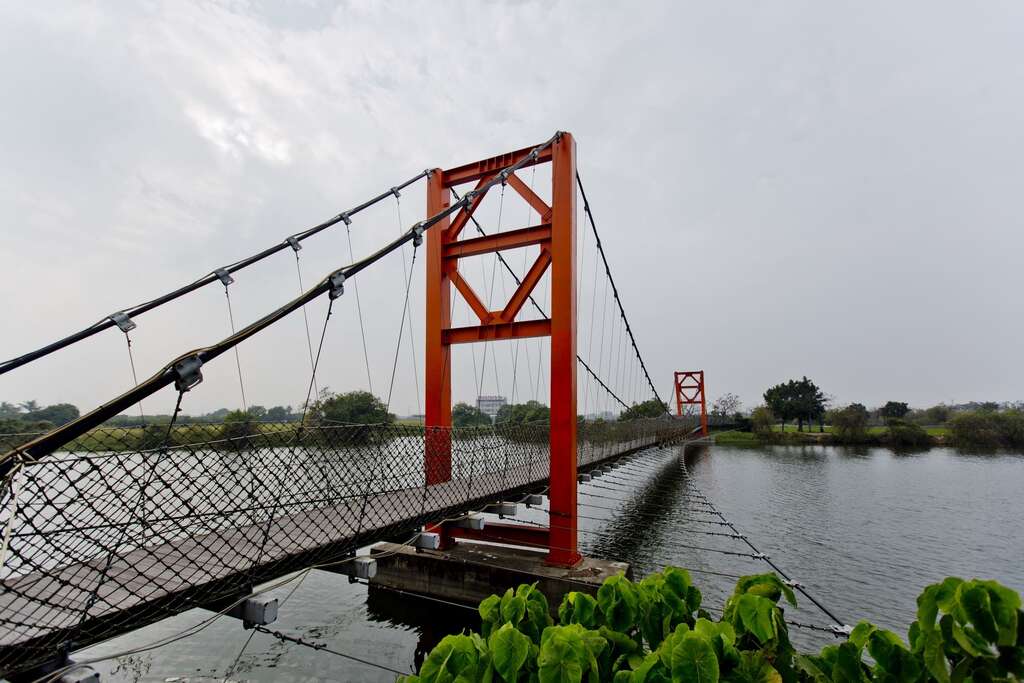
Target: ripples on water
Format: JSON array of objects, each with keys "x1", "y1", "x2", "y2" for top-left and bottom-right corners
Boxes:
[{"x1": 83, "y1": 443, "x2": 1024, "y2": 681}]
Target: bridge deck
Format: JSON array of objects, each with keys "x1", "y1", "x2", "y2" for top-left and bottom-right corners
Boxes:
[{"x1": 0, "y1": 421, "x2": 693, "y2": 675}]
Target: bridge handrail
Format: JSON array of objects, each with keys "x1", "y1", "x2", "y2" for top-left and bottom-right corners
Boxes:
[{"x1": 0, "y1": 132, "x2": 563, "y2": 473}]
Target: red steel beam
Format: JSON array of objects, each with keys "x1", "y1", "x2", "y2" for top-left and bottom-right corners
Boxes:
[
  {"x1": 443, "y1": 144, "x2": 554, "y2": 188},
  {"x1": 443, "y1": 319, "x2": 551, "y2": 345},
  {"x1": 443, "y1": 224, "x2": 552, "y2": 260}
]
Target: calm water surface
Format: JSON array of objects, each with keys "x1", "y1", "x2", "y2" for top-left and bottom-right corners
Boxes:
[{"x1": 84, "y1": 443, "x2": 1024, "y2": 682}]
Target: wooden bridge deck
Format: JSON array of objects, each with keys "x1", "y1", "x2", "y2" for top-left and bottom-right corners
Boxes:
[{"x1": 0, "y1": 437, "x2": 671, "y2": 673}]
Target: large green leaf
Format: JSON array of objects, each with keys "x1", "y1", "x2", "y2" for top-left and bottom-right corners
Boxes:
[
  {"x1": 669, "y1": 631, "x2": 719, "y2": 683},
  {"x1": 538, "y1": 626, "x2": 588, "y2": 683},
  {"x1": 481, "y1": 595, "x2": 503, "y2": 637},
  {"x1": 598, "y1": 574, "x2": 640, "y2": 634},
  {"x1": 920, "y1": 629, "x2": 950, "y2": 683},
  {"x1": 419, "y1": 633, "x2": 485, "y2": 683},
  {"x1": 491, "y1": 623, "x2": 532, "y2": 683},
  {"x1": 560, "y1": 592, "x2": 600, "y2": 630},
  {"x1": 734, "y1": 594, "x2": 777, "y2": 644},
  {"x1": 723, "y1": 651, "x2": 782, "y2": 683},
  {"x1": 734, "y1": 574, "x2": 797, "y2": 608},
  {"x1": 960, "y1": 584, "x2": 1000, "y2": 644},
  {"x1": 866, "y1": 629, "x2": 921, "y2": 683},
  {"x1": 793, "y1": 654, "x2": 830, "y2": 683},
  {"x1": 502, "y1": 589, "x2": 528, "y2": 627},
  {"x1": 829, "y1": 642, "x2": 867, "y2": 683},
  {"x1": 847, "y1": 621, "x2": 876, "y2": 650}
]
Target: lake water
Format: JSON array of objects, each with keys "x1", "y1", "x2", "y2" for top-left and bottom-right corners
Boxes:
[{"x1": 82, "y1": 442, "x2": 1024, "y2": 682}]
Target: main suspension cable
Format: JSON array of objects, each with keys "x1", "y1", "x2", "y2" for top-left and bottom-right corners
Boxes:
[
  {"x1": 576, "y1": 171, "x2": 667, "y2": 412},
  {"x1": 0, "y1": 170, "x2": 432, "y2": 377}
]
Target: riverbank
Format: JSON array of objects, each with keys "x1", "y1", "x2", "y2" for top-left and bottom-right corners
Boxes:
[{"x1": 713, "y1": 426, "x2": 947, "y2": 449}]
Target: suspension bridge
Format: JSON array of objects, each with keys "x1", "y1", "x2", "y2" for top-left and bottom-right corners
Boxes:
[{"x1": 0, "y1": 132, "x2": 841, "y2": 681}]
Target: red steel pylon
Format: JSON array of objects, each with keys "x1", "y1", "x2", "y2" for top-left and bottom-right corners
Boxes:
[
  {"x1": 424, "y1": 133, "x2": 580, "y2": 566},
  {"x1": 674, "y1": 371, "x2": 708, "y2": 436}
]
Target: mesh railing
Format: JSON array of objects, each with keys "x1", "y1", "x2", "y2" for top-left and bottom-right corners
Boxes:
[{"x1": 0, "y1": 416, "x2": 696, "y2": 675}]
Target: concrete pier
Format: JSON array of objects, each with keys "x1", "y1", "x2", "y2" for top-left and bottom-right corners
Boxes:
[{"x1": 369, "y1": 541, "x2": 631, "y2": 613}]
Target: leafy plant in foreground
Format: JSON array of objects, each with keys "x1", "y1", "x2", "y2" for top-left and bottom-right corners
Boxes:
[{"x1": 399, "y1": 570, "x2": 1023, "y2": 683}]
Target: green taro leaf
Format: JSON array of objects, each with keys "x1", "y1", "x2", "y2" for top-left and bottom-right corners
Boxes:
[
  {"x1": 794, "y1": 654, "x2": 831, "y2": 683},
  {"x1": 733, "y1": 574, "x2": 797, "y2": 607},
  {"x1": 866, "y1": 629, "x2": 921, "y2": 683},
  {"x1": 491, "y1": 623, "x2": 532, "y2": 683},
  {"x1": 960, "y1": 584, "x2": 1000, "y2": 644},
  {"x1": 481, "y1": 594, "x2": 502, "y2": 637},
  {"x1": 830, "y1": 642, "x2": 868, "y2": 683},
  {"x1": 848, "y1": 621, "x2": 877, "y2": 650},
  {"x1": 598, "y1": 574, "x2": 641, "y2": 634},
  {"x1": 560, "y1": 592, "x2": 600, "y2": 629},
  {"x1": 734, "y1": 594, "x2": 777, "y2": 644},
  {"x1": 723, "y1": 651, "x2": 782, "y2": 683},
  {"x1": 502, "y1": 590, "x2": 528, "y2": 627},
  {"x1": 419, "y1": 633, "x2": 484, "y2": 683},
  {"x1": 670, "y1": 631, "x2": 719, "y2": 683},
  {"x1": 538, "y1": 625, "x2": 588, "y2": 683}
]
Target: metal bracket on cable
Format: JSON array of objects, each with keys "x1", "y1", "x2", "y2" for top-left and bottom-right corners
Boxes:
[
  {"x1": 173, "y1": 356, "x2": 204, "y2": 392},
  {"x1": 784, "y1": 579, "x2": 804, "y2": 589},
  {"x1": 286, "y1": 236, "x2": 302, "y2": 252},
  {"x1": 390, "y1": 187, "x2": 401, "y2": 199},
  {"x1": 423, "y1": 168, "x2": 433, "y2": 179},
  {"x1": 214, "y1": 268, "x2": 235, "y2": 286},
  {"x1": 339, "y1": 212, "x2": 352, "y2": 226},
  {"x1": 412, "y1": 222, "x2": 424, "y2": 248},
  {"x1": 729, "y1": 533, "x2": 747, "y2": 540},
  {"x1": 829, "y1": 624, "x2": 853, "y2": 637},
  {"x1": 109, "y1": 311, "x2": 136, "y2": 333},
  {"x1": 329, "y1": 272, "x2": 346, "y2": 299},
  {"x1": 752, "y1": 552, "x2": 770, "y2": 561}
]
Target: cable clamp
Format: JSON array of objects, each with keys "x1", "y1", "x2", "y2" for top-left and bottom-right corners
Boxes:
[
  {"x1": 752, "y1": 552, "x2": 770, "y2": 560},
  {"x1": 830, "y1": 624, "x2": 853, "y2": 637},
  {"x1": 462, "y1": 190, "x2": 476, "y2": 204},
  {"x1": 214, "y1": 268, "x2": 234, "y2": 286},
  {"x1": 340, "y1": 212, "x2": 352, "y2": 226},
  {"x1": 424, "y1": 168, "x2": 434, "y2": 179},
  {"x1": 730, "y1": 533, "x2": 747, "y2": 540},
  {"x1": 329, "y1": 271, "x2": 346, "y2": 299},
  {"x1": 784, "y1": 580, "x2": 804, "y2": 589},
  {"x1": 498, "y1": 170, "x2": 509, "y2": 185},
  {"x1": 412, "y1": 223, "x2": 425, "y2": 248},
  {"x1": 286, "y1": 236, "x2": 302, "y2": 252},
  {"x1": 390, "y1": 186, "x2": 401, "y2": 199},
  {"x1": 529, "y1": 149, "x2": 539, "y2": 161},
  {"x1": 109, "y1": 311, "x2": 137, "y2": 333},
  {"x1": 173, "y1": 355, "x2": 204, "y2": 392}
]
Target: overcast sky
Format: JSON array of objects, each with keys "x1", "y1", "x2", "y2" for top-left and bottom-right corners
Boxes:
[{"x1": 2, "y1": 0, "x2": 1022, "y2": 418}]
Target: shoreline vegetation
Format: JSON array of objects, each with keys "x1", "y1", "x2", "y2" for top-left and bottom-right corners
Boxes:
[
  {"x1": 715, "y1": 409, "x2": 1024, "y2": 451},
  {"x1": 403, "y1": 569, "x2": 1023, "y2": 683}
]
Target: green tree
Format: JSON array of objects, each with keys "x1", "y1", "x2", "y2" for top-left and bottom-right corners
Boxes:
[
  {"x1": 452, "y1": 402, "x2": 493, "y2": 427},
  {"x1": 25, "y1": 403, "x2": 80, "y2": 426},
  {"x1": 221, "y1": 409, "x2": 253, "y2": 448},
  {"x1": 879, "y1": 401, "x2": 910, "y2": 419},
  {"x1": 750, "y1": 406, "x2": 774, "y2": 436},
  {"x1": 247, "y1": 405, "x2": 267, "y2": 420},
  {"x1": 496, "y1": 400, "x2": 550, "y2": 425},
  {"x1": 830, "y1": 403, "x2": 869, "y2": 443},
  {"x1": 710, "y1": 393, "x2": 742, "y2": 418},
  {"x1": 312, "y1": 390, "x2": 393, "y2": 425},
  {"x1": 0, "y1": 402, "x2": 21, "y2": 419},
  {"x1": 763, "y1": 382, "x2": 797, "y2": 431},
  {"x1": 18, "y1": 400, "x2": 39, "y2": 413},
  {"x1": 619, "y1": 399, "x2": 668, "y2": 421},
  {"x1": 266, "y1": 405, "x2": 292, "y2": 422}
]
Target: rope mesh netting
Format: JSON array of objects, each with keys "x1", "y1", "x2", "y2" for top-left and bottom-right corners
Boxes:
[{"x1": 0, "y1": 416, "x2": 699, "y2": 675}]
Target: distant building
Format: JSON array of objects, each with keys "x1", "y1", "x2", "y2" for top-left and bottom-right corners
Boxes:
[{"x1": 476, "y1": 395, "x2": 507, "y2": 421}]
